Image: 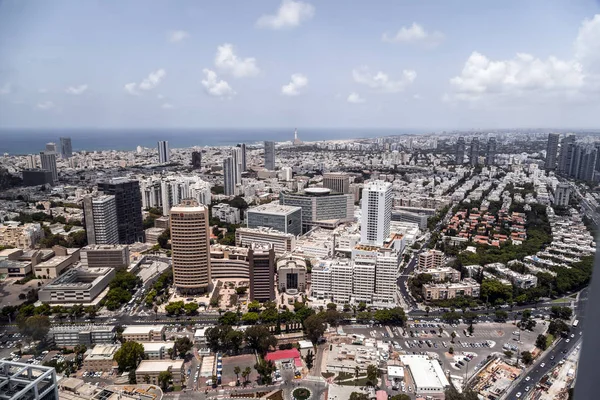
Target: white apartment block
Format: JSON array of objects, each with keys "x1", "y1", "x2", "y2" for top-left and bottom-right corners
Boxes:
[
  {"x1": 331, "y1": 262, "x2": 353, "y2": 303},
  {"x1": 310, "y1": 264, "x2": 332, "y2": 300},
  {"x1": 0, "y1": 223, "x2": 44, "y2": 249},
  {"x1": 352, "y1": 254, "x2": 376, "y2": 304},
  {"x1": 419, "y1": 267, "x2": 461, "y2": 283},
  {"x1": 361, "y1": 180, "x2": 392, "y2": 246},
  {"x1": 139, "y1": 175, "x2": 212, "y2": 215},
  {"x1": 211, "y1": 203, "x2": 241, "y2": 225},
  {"x1": 373, "y1": 250, "x2": 400, "y2": 305}
]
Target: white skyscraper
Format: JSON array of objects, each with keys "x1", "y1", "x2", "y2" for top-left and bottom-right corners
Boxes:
[
  {"x1": 231, "y1": 147, "x2": 243, "y2": 185},
  {"x1": 83, "y1": 195, "x2": 119, "y2": 245},
  {"x1": 157, "y1": 140, "x2": 170, "y2": 163},
  {"x1": 360, "y1": 180, "x2": 392, "y2": 246},
  {"x1": 223, "y1": 157, "x2": 235, "y2": 196}
]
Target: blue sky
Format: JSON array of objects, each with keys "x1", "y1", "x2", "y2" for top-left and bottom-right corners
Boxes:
[{"x1": 1, "y1": 0, "x2": 600, "y2": 129}]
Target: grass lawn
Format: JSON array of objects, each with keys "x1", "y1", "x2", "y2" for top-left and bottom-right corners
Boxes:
[
  {"x1": 292, "y1": 388, "x2": 311, "y2": 400},
  {"x1": 338, "y1": 377, "x2": 371, "y2": 386},
  {"x1": 322, "y1": 372, "x2": 335, "y2": 379},
  {"x1": 334, "y1": 372, "x2": 354, "y2": 382},
  {"x1": 546, "y1": 334, "x2": 555, "y2": 348}
]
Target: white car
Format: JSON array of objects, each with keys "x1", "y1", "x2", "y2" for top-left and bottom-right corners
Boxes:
[
  {"x1": 540, "y1": 363, "x2": 546, "y2": 368},
  {"x1": 570, "y1": 334, "x2": 575, "y2": 338},
  {"x1": 516, "y1": 392, "x2": 522, "y2": 398},
  {"x1": 566, "y1": 339, "x2": 570, "y2": 343},
  {"x1": 525, "y1": 376, "x2": 531, "y2": 381}
]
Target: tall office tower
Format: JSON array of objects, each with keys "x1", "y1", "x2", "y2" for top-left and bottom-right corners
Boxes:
[
  {"x1": 264, "y1": 141, "x2": 275, "y2": 170},
  {"x1": 485, "y1": 137, "x2": 497, "y2": 166},
  {"x1": 596, "y1": 143, "x2": 600, "y2": 173},
  {"x1": 170, "y1": 199, "x2": 211, "y2": 294},
  {"x1": 191, "y1": 151, "x2": 202, "y2": 169},
  {"x1": 26, "y1": 154, "x2": 37, "y2": 169},
  {"x1": 59, "y1": 137, "x2": 73, "y2": 159},
  {"x1": 39, "y1": 151, "x2": 58, "y2": 183},
  {"x1": 223, "y1": 157, "x2": 236, "y2": 196},
  {"x1": 83, "y1": 195, "x2": 119, "y2": 245},
  {"x1": 577, "y1": 146, "x2": 597, "y2": 182},
  {"x1": 455, "y1": 137, "x2": 465, "y2": 165},
  {"x1": 323, "y1": 172, "x2": 350, "y2": 194},
  {"x1": 237, "y1": 143, "x2": 247, "y2": 171},
  {"x1": 558, "y1": 134, "x2": 576, "y2": 174},
  {"x1": 97, "y1": 178, "x2": 144, "y2": 244},
  {"x1": 157, "y1": 140, "x2": 170, "y2": 163},
  {"x1": 545, "y1": 133, "x2": 560, "y2": 171},
  {"x1": 469, "y1": 137, "x2": 480, "y2": 166},
  {"x1": 360, "y1": 180, "x2": 392, "y2": 246},
  {"x1": 248, "y1": 243, "x2": 275, "y2": 302},
  {"x1": 231, "y1": 147, "x2": 243, "y2": 184},
  {"x1": 45, "y1": 142, "x2": 57, "y2": 152}
]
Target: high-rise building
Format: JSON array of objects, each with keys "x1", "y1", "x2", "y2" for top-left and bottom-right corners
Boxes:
[
  {"x1": 485, "y1": 137, "x2": 497, "y2": 166},
  {"x1": 361, "y1": 180, "x2": 392, "y2": 246},
  {"x1": 223, "y1": 157, "x2": 236, "y2": 196},
  {"x1": 191, "y1": 151, "x2": 202, "y2": 169},
  {"x1": 97, "y1": 178, "x2": 144, "y2": 244},
  {"x1": 469, "y1": 137, "x2": 479, "y2": 166},
  {"x1": 248, "y1": 243, "x2": 275, "y2": 302},
  {"x1": 246, "y1": 202, "x2": 302, "y2": 235},
  {"x1": 45, "y1": 142, "x2": 57, "y2": 152},
  {"x1": 322, "y1": 172, "x2": 350, "y2": 194},
  {"x1": 545, "y1": 133, "x2": 560, "y2": 171},
  {"x1": 60, "y1": 137, "x2": 73, "y2": 159},
  {"x1": 26, "y1": 154, "x2": 37, "y2": 169},
  {"x1": 39, "y1": 151, "x2": 58, "y2": 183},
  {"x1": 554, "y1": 183, "x2": 571, "y2": 207},
  {"x1": 83, "y1": 195, "x2": 119, "y2": 245},
  {"x1": 231, "y1": 147, "x2": 243, "y2": 184},
  {"x1": 158, "y1": 140, "x2": 170, "y2": 163},
  {"x1": 170, "y1": 199, "x2": 211, "y2": 294},
  {"x1": 455, "y1": 137, "x2": 465, "y2": 165},
  {"x1": 558, "y1": 134, "x2": 576, "y2": 174},
  {"x1": 264, "y1": 141, "x2": 275, "y2": 170},
  {"x1": 237, "y1": 143, "x2": 247, "y2": 171}
]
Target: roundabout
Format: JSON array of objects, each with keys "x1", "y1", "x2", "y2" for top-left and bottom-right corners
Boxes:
[{"x1": 292, "y1": 387, "x2": 312, "y2": 400}]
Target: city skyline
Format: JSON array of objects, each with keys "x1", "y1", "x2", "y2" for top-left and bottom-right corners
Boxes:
[{"x1": 1, "y1": 1, "x2": 600, "y2": 129}]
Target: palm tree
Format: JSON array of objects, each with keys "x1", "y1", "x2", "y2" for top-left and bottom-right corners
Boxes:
[
  {"x1": 243, "y1": 367, "x2": 251, "y2": 385},
  {"x1": 354, "y1": 365, "x2": 360, "y2": 386},
  {"x1": 153, "y1": 305, "x2": 158, "y2": 320},
  {"x1": 451, "y1": 332, "x2": 456, "y2": 343},
  {"x1": 438, "y1": 326, "x2": 443, "y2": 337},
  {"x1": 234, "y1": 366, "x2": 241, "y2": 385},
  {"x1": 425, "y1": 306, "x2": 430, "y2": 317}
]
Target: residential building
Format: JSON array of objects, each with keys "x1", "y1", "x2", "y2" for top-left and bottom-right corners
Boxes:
[
  {"x1": 422, "y1": 278, "x2": 481, "y2": 300},
  {"x1": 455, "y1": 136, "x2": 465, "y2": 165},
  {"x1": 0, "y1": 223, "x2": 44, "y2": 249},
  {"x1": 223, "y1": 157, "x2": 236, "y2": 196},
  {"x1": 158, "y1": 140, "x2": 170, "y2": 163},
  {"x1": 49, "y1": 325, "x2": 116, "y2": 347},
  {"x1": 264, "y1": 140, "x2": 275, "y2": 170},
  {"x1": 558, "y1": 134, "x2": 576, "y2": 175},
  {"x1": 417, "y1": 267, "x2": 460, "y2": 283},
  {"x1": 486, "y1": 137, "x2": 497, "y2": 166},
  {"x1": 46, "y1": 142, "x2": 57, "y2": 152},
  {"x1": 352, "y1": 256, "x2": 376, "y2": 304},
  {"x1": 554, "y1": 183, "x2": 571, "y2": 207},
  {"x1": 246, "y1": 202, "x2": 302, "y2": 235},
  {"x1": 279, "y1": 166, "x2": 293, "y2": 181},
  {"x1": 22, "y1": 169, "x2": 53, "y2": 186},
  {"x1": 235, "y1": 227, "x2": 296, "y2": 254},
  {"x1": 170, "y1": 199, "x2": 211, "y2": 294},
  {"x1": 191, "y1": 151, "x2": 202, "y2": 169},
  {"x1": 38, "y1": 266, "x2": 116, "y2": 304},
  {"x1": 80, "y1": 245, "x2": 130, "y2": 269},
  {"x1": 249, "y1": 243, "x2": 275, "y2": 302},
  {"x1": 237, "y1": 143, "x2": 247, "y2": 171},
  {"x1": 211, "y1": 203, "x2": 241, "y2": 225},
  {"x1": 139, "y1": 342, "x2": 175, "y2": 360},
  {"x1": 26, "y1": 154, "x2": 37, "y2": 169},
  {"x1": 0, "y1": 361, "x2": 58, "y2": 400},
  {"x1": 60, "y1": 137, "x2": 73, "y2": 158},
  {"x1": 331, "y1": 261, "x2": 353, "y2": 303},
  {"x1": 310, "y1": 263, "x2": 332, "y2": 300},
  {"x1": 39, "y1": 151, "x2": 58, "y2": 183},
  {"x1": 145, "y1": 227, "x2": 165, "y2": 244},
  {"x1": 469, "y1": 137, "x2": 480, "y2": 166},
  {"x1": 121, "y1": 325, "x2": 166, "y2": 342},
  {"x1": 231, "y1": 147, "x2": 243, "y2": 185},
  {"x1": 83, "y1": 195, "x2": 119, "y2": 245},
  {"x1": 98, "y1": 178, "x2": 144, "y2": 244},
  {"x1": 280, "y1": 189, "x2": 354, "y2": 232},
  {"x1": 418, "y1": 249, "x2": 445, "y2": 269},
  {"x1": 155, "y1": 216, "x2": 170, "y2": 229},
  {"x1": 545, "y1": 133, "x2": 560, "y2": 171},
  {"x1": 323, "y1": 172, "x2": 350, "y2": 194},
  {"x1": 277, "y1": 256, "x2": 307, "y2": 293},
  {"x1": 82, "y1": 344, "x2": 119, "y2": 372},
  {"x1": 135, "y1": 360, "x2": 184, "y2": 387},
  {"x1": 361, "y1": 180, "x2": 392, "y2": 246}
]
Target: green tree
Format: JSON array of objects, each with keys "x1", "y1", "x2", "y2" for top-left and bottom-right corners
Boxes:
[
  {"x1": 535, "y1": 334, "x2": 548, "y2": 350},
  {"x1": 114, "y1": 341, "x2": 145, "y2": 372},
  {"x1": 241, "y1": 312, "x2": 260, "y2": 324},
  {"x1": 366, "y1": 364, "x2": 378, "y2": 386},
  {"x1": 244, "y1": 325, "x2": 276, "y2": 356},
  {"x1": 184, "y1": 302, "x2": 198, "y2": 316},
  {"x1": 304, "y1": 314, "x2": 326, "y2": 344},
  {"x1": 158, "y1": 370, "x2": 172, "y2": 390},
  {"x1": 450, "y1": 332, "x2": 456, "y2": 343},
  {"x1": 550, "y1": 306, "x2": 573, "y2": 320},
  {"x1": 247, "y1": 300, "x2": 261, "y2": 312},
  {"x1": 219, "y1": 311, "x2": 239, "y2": 325},
  {"x1": 349, "y1": 392, "x2": 369, "y2": 400},
  {"x1": 174, "y1": 337, "x2": 193, "y2": 358},
  {"x1": 390, "y1": 395, "x2": 411, "y2": 400},
  {"x1": 254, "y1": 358, "x2": 276, "y2": 385},
  {"x1": 234, "y1": 366, "x2": 241, "y2": 384},
  {"x1": 242, "y1": 367, "x2": 252, "y2": 385},
  {"x1": 18, "y1": 315, "x2": 51, "y2": 343},
  {"x1": 305, "y1": 349, "x2": 314, "y2": 370},
  {"x1": 521, "y1": 351, "x2": 533, "y2": 365},
  {"x1": 494, "y1": 309, "x2": 508, "y2": 322}
]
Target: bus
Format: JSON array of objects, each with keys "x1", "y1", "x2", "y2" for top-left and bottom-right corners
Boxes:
[{"x1": 572, "y1": 320, "x2": 579, "y2": 328}]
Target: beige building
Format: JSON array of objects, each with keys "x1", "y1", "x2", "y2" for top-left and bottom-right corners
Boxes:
[
  {"x1": 122, "y1": 325, "x2": 165, "y2": 342},
  {"x1": 210, "y1": 244, "x2": 250, "y2": 279},
  {"x1": 277, "y1": 256, "x2": 307, "y2": 293},
  {"x1": 418, "y1": 267, "x2": 461, "y2": 283},
  {"x1": 322, "y1": 172, "x2": 350, "y2": 194},
  {"x1": 170, "y1": 199, "x2": 211, "y2": 294},
  {"x1": 80, "y1": 245, "x2": 130, "y2": 269},
  {"x1": 422, "y1": 278, "x2": 481, "y2": 301},
  {"x1": 135, "y1": 360, "x2": 184, "y2": 386},
  {"x1": 82, "y1": 344, "x2": 120, "y2": 372},
  {"x1": 235, "y1": 226, "x2": 296, "y2": 254},
  {"x1": 249, "y1": 243, "x2": 275, "y2": 302},
  {"x1": 0, "y1": 223, "x2": 44, "y2": 249},
  {"x1": 418, "y1": 249, "x2": 445, "y2": 270},
  {"x1": 139, "y1": 341, "x2": 175, "y2": 359},
  {"x1": 34, "y1": 248, "x2": 80, "y2": 279}
]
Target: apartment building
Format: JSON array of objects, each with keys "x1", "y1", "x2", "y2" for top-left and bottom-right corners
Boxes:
[
  {"x1": 418, "y1": 250, "x2": 445, "y2": 270},
  {"x1": 121, "y1": 325, "x2": 166, "y2": 342},
  {"x1": 82, "y1": 344, "x2": 119, "y2": 372},
  {"x1": 139, "y1": 342, "x2": 175, "y2": 360},
  {"x1": 422, "y1": 278, "x2": 481, "y2": 301},
  {"x1": 418, "y1": 267, "x2": 461, "y2": 283},
  {"x1": 0, "y1": 223, "x2": 44, "y2": 249},
  {"x1": 135, "y1": 360, "x2": 184, "y2": 386}
]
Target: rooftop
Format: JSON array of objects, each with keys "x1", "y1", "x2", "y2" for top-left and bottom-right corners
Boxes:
[
  {"x1": 138, "y1": 342, "x2": 174, "y2": 352},
  {"x1": 248, "y1": 202, "x2": 302, "y2": 215},
  {"x1": 400, "y1": 355, "x2": 449, "y2": 391},
  {"x1": 81, "y1": 244, "x2": 129, "y2": 251},
  {"x1": 135, "y1": 360, "x2": 183, "y2": 373},
  {"x1": 122, "y1": 325, "x2": 165, "y2": 335}
]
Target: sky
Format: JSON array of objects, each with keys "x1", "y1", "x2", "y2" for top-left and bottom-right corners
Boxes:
[{"x1": 1, "y1": 0, "x2": 600, "y2": 130}]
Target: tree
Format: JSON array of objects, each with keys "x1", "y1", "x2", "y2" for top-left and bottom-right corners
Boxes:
[
  {"x1": 165, "y1": 301, "x2": 185, "y2": 316},
  {"x1": 425, "y1": 306, "x2": 430, "y2": 317},
  {"x1": 241, "y1": 312, "x2": 260, "y2": 325},
  {"x1": 143, "y1": 374, "x2": 151, "y2": 384},
  {"x1": 254, "y1": 358, "x2": 276, "y2": 385},
  {"x1": 236, "y1": 286, "x2": 247, "y2": 296},
  {"x1": 521, "y1": 351, "x2": 533, "y2": 365},
  {"x1": 158, "y1": 370, "x2": 172, "y2": 390},
  {"x1": 247, "y1": 300, "x2": 261, "y2": 312},
  {"x1": 225, "y1": 329, "x2": 244, "y2": 354},
  {"x1": 114, "y1": 341, "x2": 145, "y2": 372},
  {"x1": 349, "y1": 393, "x2": 369, "y2": 400},
  {"x1": 450, "y1": 332, "x2": 456, "y2": 343},
  {"x1": 128, "y1": 370, "x2": 137, "y2": 384},
  {"x1": 548, "y1": 319, "x2": 570, "y2": 337},
  {"x1": 536, "y1": 334, "x2": 548, "y2": 351},
  {"x1": 357, "y1": 302, "x2": 367, "y2": 312},
  {"x1": 467, "y1": 323, "x2": 474, "y2": 336},
  {"x1": 550, "y1": 306, "x2": 573, "y2": 320},
  {"x1": 184, "y1": 302, "x2": 199, "y2": 316},
  {"x1": 174, "y1": 337, "x2": 193, "y2": 358},
  {"x1": 244, "y1": 325, "x2": 276, "y2": 356},
  {"x1": 305, "y1": 349, "x2": 314, "y2": 370},
  {"x1": 390, "y1": 395, "x2": 411, "y2": 400},
  {"x1": 219, "y1": 311, "x2": 239, "y2": 325},
  {"x1": 304, "y1": 314, "x2": 326, "y2": 344},
  {"x1": 242, "y1": 366, "x2": 252, "y2": 385},
  {"x1": 494, "y1": 309, "x2": 508, "y2": 322},
  {"x1": 18, "y1": 315, "x2": 50, "y2": 343},
  {"x1": 234, "y1": 366, "x2": 241, "y2": 385},
  {"x1": 366, "y1": 364, "x2": 378, "y2": 386}
]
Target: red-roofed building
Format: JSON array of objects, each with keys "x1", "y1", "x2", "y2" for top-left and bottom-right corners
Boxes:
[{"x1": 265, "y1": 348, "x2": 303, "y2": 367}]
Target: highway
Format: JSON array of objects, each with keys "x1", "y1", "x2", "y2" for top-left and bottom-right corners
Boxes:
[{"x1": 504, "y1": 287, "x2": 588, "y2": 399}]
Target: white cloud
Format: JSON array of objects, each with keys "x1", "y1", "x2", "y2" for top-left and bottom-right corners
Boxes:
[
  {"x1": 157, "y1": 94, "x2": 164, "y2": 99},
  {"x1": 65, "y1": 84, "x2": 88, "y2": 95},
  {"x1": 0, "y1": 83, "x2": 11, "y2": 95},
  {"x1": 382, "y1": 23, "x2": 444, "y2": 47},
  {"x1": 413, "y1": 94, "x2": 422, "y2": 100},
  {"x1": 161, "y1": 103, "x2": 174, "y2": 109},
  {"x1": 575, "y1": 14, "x2": 600, "y2": 72},
  {"x1": 202, "y1": 68, "x2": 236, "y2": 98},
  {"x1": 168, "y1": 30, "x2": 190, "y2": 43},
  {"x1": 38, "y1": 88, "x2": 48, "y2": 94},
  {"x1": 37, "y1": 101, "x2": 55, "y2": 110},
  {"x1": 215, "y1": 44, "x2": 260, "y2": 78},
  {"x1": 347, "y1": 92, "x2": 366, "y2": 104},
  {"x1": 448, "y1": 51, "x2": 584, "y2": 102},
  {"x1": 281, "y1": 73, "x2": 308, "y2": 96},
  {"x1": 256, "y1": 0, "x2": 314, "y2": 30},
  {"x1": 124, "y1": 69, "x2": 166, "y2": 95},
  {"x1": 352, "y1": 67, "x2": 416, "y2": 93}
]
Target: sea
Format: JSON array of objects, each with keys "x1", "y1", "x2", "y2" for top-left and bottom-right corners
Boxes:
[{"x1": 0, "y1": 128, "x2": 428, "y2": 155}]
